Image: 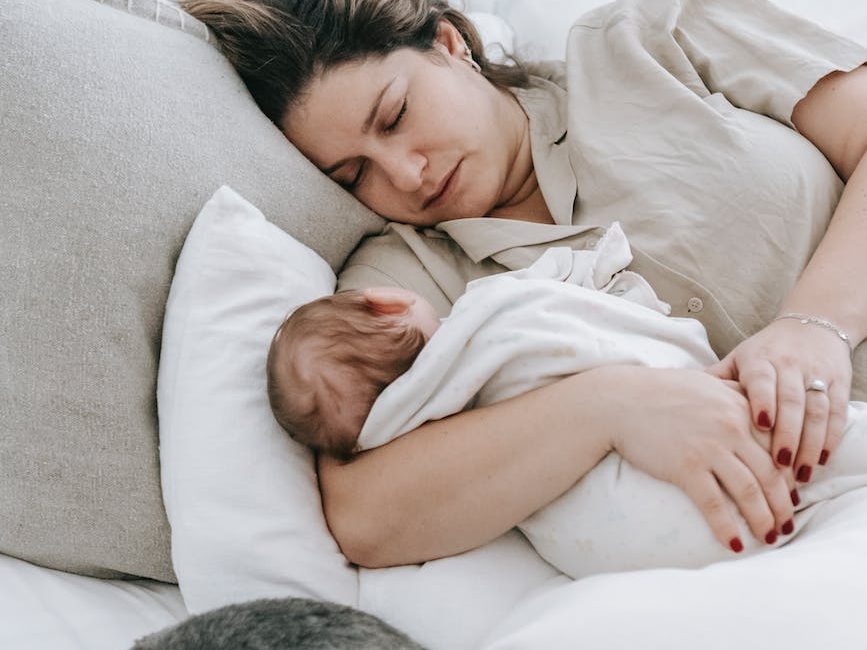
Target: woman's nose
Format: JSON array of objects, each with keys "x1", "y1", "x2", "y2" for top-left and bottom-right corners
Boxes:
[{"x1": 379, "y1": 148, "x2": 426, "y2": 193}]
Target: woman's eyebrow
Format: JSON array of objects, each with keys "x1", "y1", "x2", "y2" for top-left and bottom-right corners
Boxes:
[
  {"x1": 322, "y1": 76, "x2": 398, "y2": 176},
  {"x1": 362, "y1": 76, "x2": 397, "y2": 135}
]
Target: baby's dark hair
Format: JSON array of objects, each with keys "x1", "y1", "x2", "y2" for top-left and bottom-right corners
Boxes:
[{"x1": 267, "y1": 291, "x2": 426, "y2": 459}]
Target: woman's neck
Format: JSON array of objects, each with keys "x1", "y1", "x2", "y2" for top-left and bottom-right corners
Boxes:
[
  {"x1": 491, "y1": 179, "x2": 554, "y2": 224},
  {"x1": 489, "y1": 91, "x2": 554, "y2": 225}
]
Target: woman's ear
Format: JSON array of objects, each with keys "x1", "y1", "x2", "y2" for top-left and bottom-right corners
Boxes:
[
  {"x1": 362, "y1": 287, "x2": 415, "y2": 316},
  {"x1": 433, "y1": 18, "x2": 467, "y2": 58}
]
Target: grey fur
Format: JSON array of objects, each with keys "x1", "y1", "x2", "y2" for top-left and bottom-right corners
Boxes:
[{"x1": 131, "y1": 597, "x2": 427, "y2": 650}]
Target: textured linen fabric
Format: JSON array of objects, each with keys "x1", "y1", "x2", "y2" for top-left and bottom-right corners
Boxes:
[
  {"x1": 0, "y1": 0, "x2": 382, "y2": 581},
  {"x1": 339, "y1": 0, "x2": 867, "y2": 399}
]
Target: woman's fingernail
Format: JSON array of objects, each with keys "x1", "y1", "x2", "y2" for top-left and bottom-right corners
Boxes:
[
  {"x1": 796, "y1": 465, "x2": 812, "y2": 482},
  {"x1": 757, "y1": 411, "x2": 772, "y2": 429},
  {"x1": 730, "y1": 537, "x2": 744, "y2": 553},
  {"x1": 776, "y1": 448, "x2": 792, "y2": 466},
  {"x1": 782, "y1": 519, "x2": 794, "y2": 535},
  {"x1": 819, "y1": 450, "x2": 830, "y2": 466},
  {"x1": 790, "y1": 489, "x2": 801, "y2": 506},
  {"x1": 765, "y1": 530, "x2": 779, "y2": 545}
]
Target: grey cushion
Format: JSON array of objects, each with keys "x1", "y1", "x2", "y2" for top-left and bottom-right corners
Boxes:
[{"x1": 0, "y1": 0, "x2": 383, "y2": 582}]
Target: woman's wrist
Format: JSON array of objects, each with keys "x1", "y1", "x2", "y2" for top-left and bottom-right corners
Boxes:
[
  {"x1": 582, "y1": 365, "x2": 656, "y2": 453},
  {"x1": 772, "y1": 312, "x2": 855, "y2": 355}
]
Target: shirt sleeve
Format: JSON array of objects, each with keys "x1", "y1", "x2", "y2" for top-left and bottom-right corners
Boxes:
[
  {"x1": 674, "y1": 0, "x2": 867, "y2": 127},
  {"x1": 575, "y1": 0, "x2": 867, "y2": 128}
]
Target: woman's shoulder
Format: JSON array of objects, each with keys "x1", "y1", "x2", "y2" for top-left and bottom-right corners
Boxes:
[{"x1": 336, "y1": 226, "x2": 456, "y2": 318}]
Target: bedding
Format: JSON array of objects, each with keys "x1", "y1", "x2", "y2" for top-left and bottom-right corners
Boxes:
[
  {"x1": 4, "y1": 1, "x2": 867, "y2": 649},
  {"x1": 0, "y1": 554, "x2": 186, "y2": 650}
]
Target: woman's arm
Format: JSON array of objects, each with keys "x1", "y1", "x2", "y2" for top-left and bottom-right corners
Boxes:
[
  {"x1": 710, "y1": 65, "x2": 867, "y2": 481},
  {"x1": 319, "y1": 367, "x2": 613, "y2": 567},
  {"x1": 319, "y1": 365, "x2": 794, "y2": 568}
]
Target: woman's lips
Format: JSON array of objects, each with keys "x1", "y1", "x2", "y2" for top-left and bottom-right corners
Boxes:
[{"x1": 425, "y1": 160, "x2": 462, "y2": 210}]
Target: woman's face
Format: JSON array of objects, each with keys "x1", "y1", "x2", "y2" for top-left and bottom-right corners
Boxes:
[{"x1": 282, "y1": 29, "x2": 530, "y2": 226}]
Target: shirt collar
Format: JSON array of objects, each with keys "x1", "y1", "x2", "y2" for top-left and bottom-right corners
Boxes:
[
  {"x1": 437, "y1": 219, "x2": 594, "y2": 263},
  {"x1": 511, "y1": 73, "x2": 576, "y2": 226}
]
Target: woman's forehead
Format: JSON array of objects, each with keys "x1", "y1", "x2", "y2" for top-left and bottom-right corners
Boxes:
[
  {"x1": 281, "y1": 55, "x2": 403, "y2": 166},
  {"x1": 284, "y1": 51, "x2": 414, "y2": 136}
]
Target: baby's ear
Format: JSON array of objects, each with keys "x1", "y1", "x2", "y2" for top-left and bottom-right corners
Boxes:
[{"x1": 362, "y1": 287, "x2": 414, "y2": 316}]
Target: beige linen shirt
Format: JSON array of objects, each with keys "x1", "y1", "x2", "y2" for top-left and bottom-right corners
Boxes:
[{"x1": 338, "y1": 0, "x2": 867, "y2": 398}]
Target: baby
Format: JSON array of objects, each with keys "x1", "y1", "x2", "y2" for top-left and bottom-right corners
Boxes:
[
  {"x1": 267, "y1": 222, "x2": 666, "y2": 460},
  {"x1": 266, "y1": 286, "x2": 441, "y2": 460}
]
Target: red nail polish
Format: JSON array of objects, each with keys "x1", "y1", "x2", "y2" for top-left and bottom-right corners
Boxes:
[
  {"x1": 797, "y1": 465, "x2": 812, "y2": 482},
  {"x1": 819, "y1": 450, "x2": 830, "y2": 466},
  {"x1": 765, "y1": 530, "x2": 778, "y2": 545},
  {"x1": 790, "y1": 489, "x2": 801, "y2": 507},
  {"x1": 782, "y1": 519, "x2": 794, "y2": 535},
  {"x1": 776, "y1": 448, "x2": 792, "y2": 467},
  {"x1": 757, "y1": 411, "x2": 771, "y2": 429},
  {"x1": 730, "y1": 537, "x2": 744, "y2": 553}
]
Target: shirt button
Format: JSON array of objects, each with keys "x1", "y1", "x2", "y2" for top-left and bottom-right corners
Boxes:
[{"x1": 687, "y1": 297, "x2": 704, "y2": 313}]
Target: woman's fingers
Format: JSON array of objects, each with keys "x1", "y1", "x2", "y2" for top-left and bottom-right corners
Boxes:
[
  {"x1": 824, "y1": 381, "x2": 849, "y2": 462},
  {"x1": 793, "y1": 384, "x2": 831, "y2": 482},
  {"x1": 733, "y1": 440, "x2": 794, "y2": 537},
  {"x1": 738, "y1": 359, "x2": 777, "y2": 432},
  {"x1": 680, "y1": 472, "x2": 745, "y2": 553},
  {"x1": 769, "y1": 366, "x2": 807, "y2": 469},
  {"x1": 706, "y1": 321, "x2": 854, "y2": 484},
  {"x1": 709, "y1": 453, "x2": 788, "y2": 545}
]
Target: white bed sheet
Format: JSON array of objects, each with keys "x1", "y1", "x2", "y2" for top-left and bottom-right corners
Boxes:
[
  {"x1": 5, "y1": 2, "x2": 867, "y2": 649},
  {"x1": 0, "y1": 553, "x2": 186, "y2": 650}
]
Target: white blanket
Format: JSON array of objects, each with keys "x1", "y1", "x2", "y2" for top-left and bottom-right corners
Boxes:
[{"x1": 359, "y1": 226, "x2": 867, "y2": 578}]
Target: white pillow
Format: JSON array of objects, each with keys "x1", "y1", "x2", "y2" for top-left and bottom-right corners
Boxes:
[
  {"x1": 153, "y1": 186, "x2": 560, "y2": 650},
  {"x1": 157, "y1": 185, "x2": 357, "y2": 614}
]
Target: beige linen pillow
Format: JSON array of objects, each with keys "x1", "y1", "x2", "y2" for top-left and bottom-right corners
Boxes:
[{"x1": 0, "y1": 0, "x2": 382, "y2": 581}]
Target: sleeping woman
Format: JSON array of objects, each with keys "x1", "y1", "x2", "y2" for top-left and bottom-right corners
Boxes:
[{"x1": 182, "y1": 0, "x2": 867, "y2": 568}]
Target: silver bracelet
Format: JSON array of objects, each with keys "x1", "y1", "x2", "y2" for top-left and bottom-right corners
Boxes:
[{"x1": 774, "y1": 313, "x2": 854, "y2": 354}]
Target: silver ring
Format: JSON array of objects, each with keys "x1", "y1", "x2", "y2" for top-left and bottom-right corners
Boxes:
[{"x1": 806, "y1": 379, "x2": 828, "y2": 393}]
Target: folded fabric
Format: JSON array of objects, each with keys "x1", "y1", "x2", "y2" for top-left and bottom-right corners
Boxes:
[{"x1": 359, "y1": 228, "x2": 867, "y2": 577}]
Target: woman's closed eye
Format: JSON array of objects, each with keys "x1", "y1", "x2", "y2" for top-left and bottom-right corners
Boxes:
[
  {"x1": 384, "y1": 98, "x2": 407, "y2": 134},
  {"x1": 339, "y1": 97, "x2": 408, "y2": 191}
]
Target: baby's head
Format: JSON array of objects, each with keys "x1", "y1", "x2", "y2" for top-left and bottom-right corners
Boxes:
[{"x1": 267, "y1": 287, "x2": 440, "y2": 459}]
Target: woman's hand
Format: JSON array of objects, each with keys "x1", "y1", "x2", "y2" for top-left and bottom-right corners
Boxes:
[
  {"x1": 605, "y1": 366, "x2": 795, "y2": 551},
  {"x1": 707, "y1": 319, "x2": 853, "y2": 484}
]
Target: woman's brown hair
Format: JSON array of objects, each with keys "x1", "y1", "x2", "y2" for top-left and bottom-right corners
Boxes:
[{"x1": 181, "y1": 0, "x2": 529, "y2": 128}]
